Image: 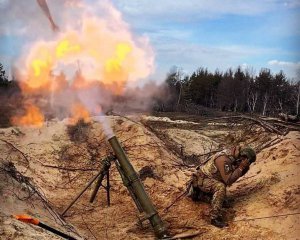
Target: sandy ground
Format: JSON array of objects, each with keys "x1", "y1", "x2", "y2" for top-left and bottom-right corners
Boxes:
[{"x1": 0, "y1": 114, "x2": 299, "y2": 239}]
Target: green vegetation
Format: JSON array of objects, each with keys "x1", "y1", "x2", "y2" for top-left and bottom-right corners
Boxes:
[{"x1": 161, "y1": 66, "x2": 300, "y2": 117}]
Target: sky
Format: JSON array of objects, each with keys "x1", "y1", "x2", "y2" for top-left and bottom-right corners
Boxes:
[
  {"x1": 111, "y1": 0, "x2": 300, "y2": 80},
  {"x1": 0, "y1": 0, "x2": 299, "y2": 82}
]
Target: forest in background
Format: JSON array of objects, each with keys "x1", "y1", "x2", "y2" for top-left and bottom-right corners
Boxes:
[
  {"x1": 0, "y1": 63, "x2": 22, "y2": 127},
  {"x1": 0, "y1": 62, "x2": 300, "y2": 128},
  {"x1": 159, "y1": 66, "x2": 300, "y2": 117}
]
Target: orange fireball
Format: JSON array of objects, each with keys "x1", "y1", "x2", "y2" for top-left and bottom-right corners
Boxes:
[
  {"x1": 11, "y1": 105, "x2": 45, "y2": 128},
  {"x1": 69, "y1": 103, "x2": 91, "y2": 125},
  {"x1": 12, "y1": 1, "x2": 154, "y2": 128}
]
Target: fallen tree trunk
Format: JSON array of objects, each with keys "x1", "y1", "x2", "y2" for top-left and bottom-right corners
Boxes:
[
  {"x1": 260, "y1": 117, "x2": 300, "y2": 133},
  {"x1": 278, "y1": 113, "x2": 299, "y2": 123},
  {"x1": 204, "y1": 115, "x2": 285, "y2": 135}
]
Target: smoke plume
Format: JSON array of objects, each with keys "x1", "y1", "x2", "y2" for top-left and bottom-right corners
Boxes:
[{"x1": 2, "y1": 0, "x2": 162, "y2": 127}]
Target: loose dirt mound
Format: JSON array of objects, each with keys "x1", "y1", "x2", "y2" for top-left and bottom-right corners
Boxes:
[
  {"x1": 0, "y1": 115, "x2": 299, "y2": 239},
  {"x1": 0, "y1": 161, "x2": 81, "y2": 239}
]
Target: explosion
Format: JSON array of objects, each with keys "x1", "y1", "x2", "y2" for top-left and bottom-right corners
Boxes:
[
  {"x1": 12, "y1": 0, "x2": 154, "y2": 126},
  {"x1": 11, "y1": 104, "x2": 45, "y2": 128},
  {"x1": 69, "y1": 103, "x2": 91, "y2": 125}
]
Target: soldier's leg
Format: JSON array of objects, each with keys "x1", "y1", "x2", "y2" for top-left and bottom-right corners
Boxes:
[
  {"x1": 199, "y1": 178, "x2": 228, "y2": 228},
  {"x1": 210, "y1": 181, "x2": 226, "y2": 220},
  {"x1": 187, "y1": 172, "x2": 204, "y2": 201}
]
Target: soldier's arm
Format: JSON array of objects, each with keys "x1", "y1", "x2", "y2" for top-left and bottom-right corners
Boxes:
[{"x1": 215, "y1": 156, "x2": 243, "y2": 186}]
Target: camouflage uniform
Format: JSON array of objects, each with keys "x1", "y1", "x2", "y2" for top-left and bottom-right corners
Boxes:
[{"x1": 191, "y1": 149, "x2": 247, "y2": 219}]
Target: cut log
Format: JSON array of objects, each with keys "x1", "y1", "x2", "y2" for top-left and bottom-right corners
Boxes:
[{"x1": 169, "y1": 230, "x2": 203, "y2": 239}]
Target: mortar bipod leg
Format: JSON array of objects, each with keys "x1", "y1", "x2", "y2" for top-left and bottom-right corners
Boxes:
[
  {"x1": 89, "y1": 172, "x2": 106, "y2": 203},
  {"x1": 61, "y1": 170, "x2": 103, "y2": 217},
  {"x1": 106, "y1": 168, "x2": 111, "y2": 206},
  {"x1": 90, "y1": 158, "x2": 112, "y2": 203}
]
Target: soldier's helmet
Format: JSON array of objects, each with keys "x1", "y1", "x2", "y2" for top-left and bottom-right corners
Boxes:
[{"x1": 240, "y1": 147, "x2": 256, "y2": 163}]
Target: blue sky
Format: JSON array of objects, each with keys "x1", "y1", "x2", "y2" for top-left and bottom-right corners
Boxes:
[
  {"x1": 111, "y1": 0, "x2": 300, "y2": 80},
  {"x1": 0, "y1": 0, "x2": 299, "y2": 81}
]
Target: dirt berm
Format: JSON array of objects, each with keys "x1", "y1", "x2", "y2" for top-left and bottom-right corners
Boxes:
[{"x1": 0, "y1": 115, "x2": 299, "y2": 239}]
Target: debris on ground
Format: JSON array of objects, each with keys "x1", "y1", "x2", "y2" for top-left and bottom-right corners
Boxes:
[{"x1": 0, "y1": 114, "x2": 299, "y2": 239}]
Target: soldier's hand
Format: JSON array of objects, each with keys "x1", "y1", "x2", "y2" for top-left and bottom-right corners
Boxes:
[
  {"x1": 238, "y1": 158, "x2": 250, "y2": 171},
  {"x1": 241, "y1": 165, "x2": 250, "y2": 176}
]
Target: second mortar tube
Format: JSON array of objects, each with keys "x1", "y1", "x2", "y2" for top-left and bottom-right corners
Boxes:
[{"x1": 108, "y1": 135, "x2": 168, "y2": 239}]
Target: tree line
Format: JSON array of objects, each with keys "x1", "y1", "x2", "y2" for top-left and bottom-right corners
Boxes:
[
  {"x1": 158, "y1": 66, "x2": 300, "y2": 117},
  {"x1": 1, "y1": 62, "x2": 300, "y2": 124},
  {"x1": 0, "y1": 63, "x2": 22, "y2": 127}
]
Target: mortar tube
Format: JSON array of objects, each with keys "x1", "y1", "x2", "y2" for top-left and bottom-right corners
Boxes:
[{"x1": 108, "y1": 135, "x2": 168, "y2": 239}]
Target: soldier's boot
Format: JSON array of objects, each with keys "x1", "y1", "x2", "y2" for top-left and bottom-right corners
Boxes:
[
  {"x1": 222, "y1": 198, "x2": 233, "y2": 208},
  {"x1": 211, "y1": 217, "x2": 228, "y2": 228},
  {"x1": 187, "y1": 186, "x2": 203, "y2": 202}
]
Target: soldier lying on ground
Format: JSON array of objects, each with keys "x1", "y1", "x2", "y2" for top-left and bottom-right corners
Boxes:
[{"x1": 188, "y1": 146, "x2": 256, "y2": 228}]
